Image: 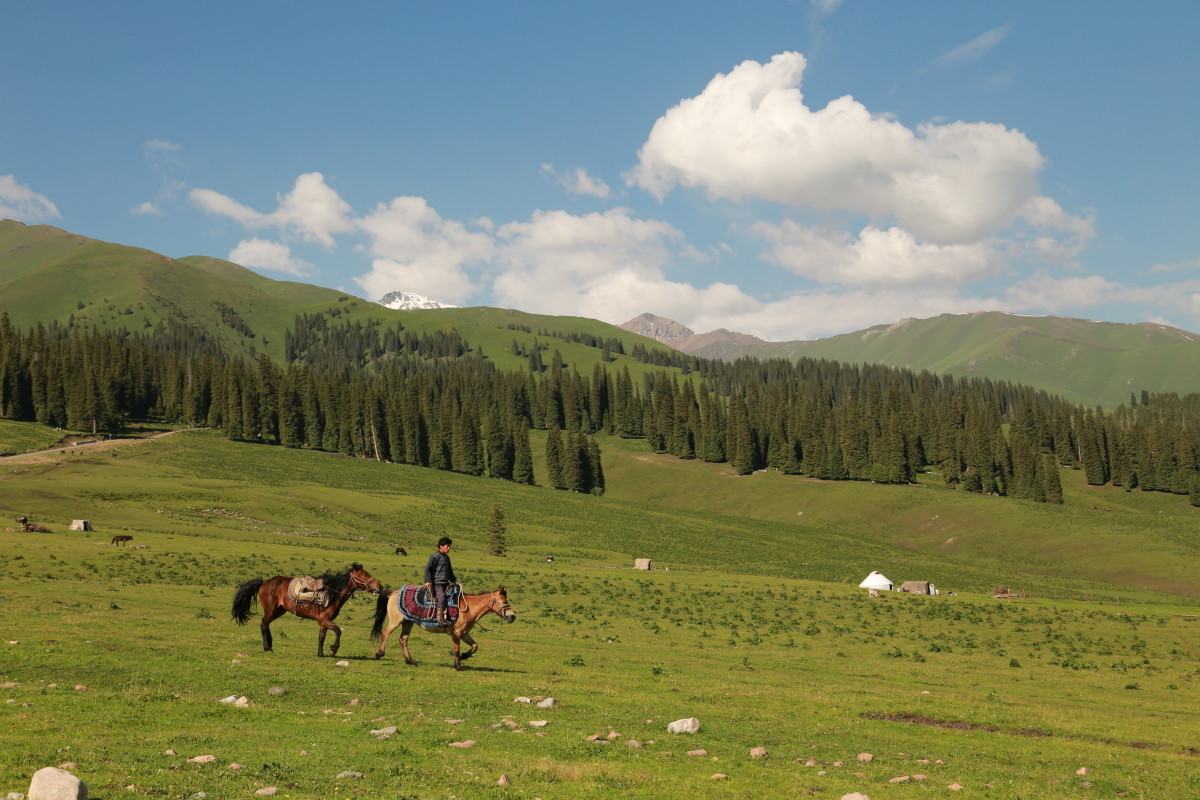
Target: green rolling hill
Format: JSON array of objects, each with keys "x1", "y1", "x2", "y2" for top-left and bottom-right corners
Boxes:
[
  {"x1": 685, "y1": 312, "x2": 1200, "y2": 407},
  {"x1": 0, "y1": 221, "x2": 675, "y2": 377}
]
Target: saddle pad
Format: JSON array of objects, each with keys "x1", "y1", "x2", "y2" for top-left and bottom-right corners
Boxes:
[
  {"x1": 287, "y1": 576, "x2": 330, "y2": 607},
  {"x1": 397, "y1": 584, "x2": 460, "y2": 623}
]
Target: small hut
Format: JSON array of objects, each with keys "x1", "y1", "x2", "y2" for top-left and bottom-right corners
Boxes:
[
  {"x1": 633, "y1": 558, "x2": 654, "y2": 571},
  {"x1": 899, "y1": 580, "x2": 937, "y2": 595},
  {"x1": 70, "y1": 520, "x2": 93, "y2": 532}
]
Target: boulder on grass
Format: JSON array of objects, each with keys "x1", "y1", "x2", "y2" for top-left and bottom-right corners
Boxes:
[{"x1": 28, "y1": 767, "x2": 87, "y2": 800}]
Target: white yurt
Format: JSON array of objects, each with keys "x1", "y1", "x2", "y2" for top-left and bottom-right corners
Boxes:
[{"x1": 858, "y1": 571, "x2": 894, "y2": 591}]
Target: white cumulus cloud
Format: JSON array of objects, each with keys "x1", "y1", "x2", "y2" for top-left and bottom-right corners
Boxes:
[
  {"x1": 0, "y1": 175, "x2": 61, "y2": 223},
  {"x1": 354, "y1": 196, "x2": 494, "y2": 304},
  {"x1": 228, "y1": 238, "x2": 313, "y2": 276},
  {"x1": 189, "y1": 172, "x2": 354, "y2": 248},
  {"x1": 540, "y1": 163, "x2": 612, "y2": 198},
  {"x1": 627, "y1": 51, "x2": 1045, "y2": 245},
  {"x1": 755, "y1": 222, "x2": 1000, "y2": 286}
]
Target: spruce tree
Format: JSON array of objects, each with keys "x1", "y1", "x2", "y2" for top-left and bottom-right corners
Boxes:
[
  {"x1": 513, "y1": 421, "x2": 535, "y2": 484},
  {"x1": 1043, "y1": 454, "x2": 1064, "y2": 504},
  {"x1": 587, "y1": 436, "x2": 605, "y2": 495},
  {"x1": 488, "y1": 504, "x2": 507, "y2": 556},
  {"x1": 546, "y1": 426, "x2": 565, "y2": 489}
]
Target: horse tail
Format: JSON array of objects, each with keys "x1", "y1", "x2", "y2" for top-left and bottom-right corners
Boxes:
[
  {"x1": 231, "y1": 578, "x2": 263, "y2": 625},
  {"x1": 371, "y1": 589, "x2": 391, "y2": 641}
]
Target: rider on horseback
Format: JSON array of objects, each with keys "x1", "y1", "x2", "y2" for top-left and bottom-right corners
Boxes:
[{"x1": 423, "y1": 536, "x2": 457, "y2": 626}]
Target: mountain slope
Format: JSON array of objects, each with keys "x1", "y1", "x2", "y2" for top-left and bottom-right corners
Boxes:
[
  {"x1": 0, "y1": 221, "x2": 676, "y2": 376},
  {"x1": 656, "y1": 310, "x2": 1200, "y2": 406}
]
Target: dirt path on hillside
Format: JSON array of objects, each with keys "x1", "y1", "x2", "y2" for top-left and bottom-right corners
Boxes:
[{"x1": 0, "y1": 428, "x2": 189, "y2": 465}]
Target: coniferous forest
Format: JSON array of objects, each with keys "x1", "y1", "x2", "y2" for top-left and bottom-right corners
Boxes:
[{"x1": 2, "y1": 312, "x2": 1199, "y2": 506}]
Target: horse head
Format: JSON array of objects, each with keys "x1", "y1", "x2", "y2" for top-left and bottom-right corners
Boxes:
[
  {"x1": 349, "y1": 563, "x2": 383, "y2": 594},
  {"x1": 494, "y1": 586, "x2": 516, "y2": 623}
]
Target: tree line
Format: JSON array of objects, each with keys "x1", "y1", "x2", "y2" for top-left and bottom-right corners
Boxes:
[{"x1": 2, "y1": 312, "x2": 1199, "y2": 505}]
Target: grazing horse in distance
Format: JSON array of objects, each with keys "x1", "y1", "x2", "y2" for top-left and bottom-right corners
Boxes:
[
  {"x1": 394, "y1": 546, "x2": 407, "y2": 556},
  {"x1": 111, "y1": 535, "x2": 133, "y2": 546},
  {"x1": 231, "y1": 563, "x2": 382, "y2": 657},
  {"x1": 372, "y1": 587, "x2": 515, "y2": 670}
]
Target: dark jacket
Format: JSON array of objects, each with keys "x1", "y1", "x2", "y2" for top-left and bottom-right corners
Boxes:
[{"x1": 424, "y1": 551, "x2": 457, "y2": 585}]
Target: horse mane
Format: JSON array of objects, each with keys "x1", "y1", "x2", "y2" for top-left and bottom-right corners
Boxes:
[{"x1": 318, "y1": 563, "x2": 362, "y2": 593}]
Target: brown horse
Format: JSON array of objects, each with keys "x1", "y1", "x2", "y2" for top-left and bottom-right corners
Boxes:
[
  {"x1": 371, "y1": 587, "x2": 515, "y2": 670},
  {"x1": 231, "y1": 563, "x2": 382, "y2": 657}
]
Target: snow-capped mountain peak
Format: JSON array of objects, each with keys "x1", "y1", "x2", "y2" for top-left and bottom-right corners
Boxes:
[{"x1": 377, "y1": 290, "x2": 457, "y2": 310}]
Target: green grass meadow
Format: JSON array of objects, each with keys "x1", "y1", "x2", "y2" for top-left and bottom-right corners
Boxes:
[{"x1": 1, "y1": 428, "x2": 1198, "y2": 798}]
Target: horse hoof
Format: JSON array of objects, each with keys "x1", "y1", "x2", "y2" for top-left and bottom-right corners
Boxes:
[{"x1": 374, "y1": 651, "x2": 383, "y2": 660}]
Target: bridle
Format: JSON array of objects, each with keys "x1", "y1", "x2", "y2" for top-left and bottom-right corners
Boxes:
[
  {"x1": 489, "y1": 593, "x2": 514, "y2": 619},
  {"x1": 349, "y1": 570, "x2": 376, "y2": 592}
]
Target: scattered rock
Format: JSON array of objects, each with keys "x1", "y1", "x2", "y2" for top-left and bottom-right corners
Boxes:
[
  {"x1": 626, "y1": 739, "x2": 641, "y2": 749},
  {"x1": 1076, "y1": 767, "x2": 1089, "y2": 776},
  {"x1": 267, "y1": 687, "x2": 286, "y2": 696},
  {"x1": 163, "y1": 750, "x2": 176, "y2": 756},
  {"x1": 218, "y1": 695, "x2": 238, "y2": 704},
  {"x1": 347, "y1": 698, "x2": 359, "y2": 706},
  {"x1": 832, "y1": 760, "x2": 843, "y2": 767},
  {"x1": 370, "y1": 726, "x2": 397, "y2": 739},
  {"x1": 536, "y1": 697, "x2": 556, "y2": 709},
  {"x1": 948, "y1": 783, "x2": 963, "y2": 791},
  {"x1": 335, "y1": 660, "x2": 349, "y2": 667},
  {"x1": 513, "y1": 696, "x2": 532, "y2": 704},
  {"x1": 584, "y1": 734, "x2": 605, "y2": 742},
  {"x1": 444, "y1": 718, "x2": 463, "y2": 725},
  {"x1": 888, "y1": 775, "x2": 910, "y2": 784},
  {"x1": 336, "y1": 771, "x2": 363, "y2": 779},
  {"x1": 1, "y1": 681, "x2": 18, "y2": 689},
  {"x1": 187, "y1": 755, "x2": 216, "y2": 764},
  {"x1": 749, "y1": 746, "x2": 768, "y2": 759},
  {"x1": 191, "y1": 793, "x2": 207, "y2": 799},
  {"x1": 72, "y1": 685, "x2": 86, "y2": 693},
  {"x1": 710, "y1": 773, "x2": 728, "y2": 781},
  {"x1": 841, "y1": 794, "x2": 871, "y2": 800},
  {"x1": 915, "y1": 758, "x2": 930, "y2": 765},
  {"x1": 687, "y1": 749, "x2": 708, "y2": 757},
  {"x1": 27, "y1": 767, "x2": 87, "y2": 800},
  {"x1": 857, "y1": 753, "x2": 873, "y2": 763},
  {"x1": 528, "y1": 720, "x2": 548, "y2": 728},
  {"x1": 605, "y1": 731, "x2": 621, "y2": 740},
  {"x1": 935, "y1": 759, "x2": 945, "y2": 765},
  {"x1": 448, "y1": 740, "x2": 476, "y2": 749},
  {"x1": 228, "y1": 764, "x2": 242, "y2": 771},
  {"x1": 803, "y1": 759, "x2": 818, "y2": 767},
  {"x1": 234, "y1": 696, "x2": 251, "y2": 708},
  {"x1": 913, "y1": 774, "x2": 927, "y2": 782},
  {"x1": 497, "y1": 774, "x2": 510, "y2": 786},
  {"x1": 667, "y1": 717, "x2": 700, "y2": 734},
  {"x1": 254, "y1": 788, "x2": 277, "y2": 797}
]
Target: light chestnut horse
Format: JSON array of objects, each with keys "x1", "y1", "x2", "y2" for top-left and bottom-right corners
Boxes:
[{"x1": 371, "y1": 586, "x2": 515, "y2": 670}]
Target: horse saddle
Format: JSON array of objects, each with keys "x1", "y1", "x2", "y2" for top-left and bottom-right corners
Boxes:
[
  {"x1": 288, "y1": 576, "x2": 330, "y2": 607},
  {"x1": 397, "y1": 584, "x2": 461, "y2": 624}
]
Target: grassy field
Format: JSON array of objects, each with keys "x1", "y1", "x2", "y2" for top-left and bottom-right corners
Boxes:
[
  {"x1": 1, "y1": 427, "x2": 1198, "y2": 798},
  {"x1": 0, "y1": 418, "x2": 64, "y2": 455}
]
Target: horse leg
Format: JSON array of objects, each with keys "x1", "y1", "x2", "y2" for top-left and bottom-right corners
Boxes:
[
  {"x1": 461, "y1": 631, "x2": 479, "y2": 659},
  {"x1": 329, "y1": 623, "x2": 343, "y2": 657},
  {"x1": 400, "y1": 620, "x2": 416, "y2": 666},
  {"x1": 317, "y1": 624, "x2": 329, "y2": 657},
  {"x1": 261, "y1": 605, "x2": 285, "y2": 652},
  {"x1": 451, "y1": 630, "x2": 463, "y2": 671},
  {"x1": 375, "y1": 611, "x2": 401, "y2": 660}
]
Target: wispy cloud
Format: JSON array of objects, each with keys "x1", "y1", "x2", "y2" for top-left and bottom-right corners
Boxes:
[
  {"x1": 540, "y1": 163, "x2": 612, "y2": 198},
  {"x1": 0, "y1": 175, "x2": 60, "y2": 223},
  {"x1": 933, "y1": 23, "x2": 1011, "y2": 67},
  {"x1": 810, "y1": 0, "x2": 843, "y2": 19},
  {"x1": 1148, "y1": 256, "x2": 1200, "y2": 274}
]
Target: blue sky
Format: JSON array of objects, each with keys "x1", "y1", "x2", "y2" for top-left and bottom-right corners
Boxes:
[{"x1": 3, "y1": 1, "x2": 1199, "y2": 339}]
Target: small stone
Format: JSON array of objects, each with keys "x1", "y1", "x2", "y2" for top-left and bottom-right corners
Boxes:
[
  {"x1": 347, "y1": 698, "x2": 359, "y2": 706},
  {"x1": 73, "y1": 685, "x2": 86, "y2": 692},
  {"x1": 335, "y1": 660, "x2": 349, "y2": 667},
  {"x1": 267, "y1": 687, "x2": 286, "y2": 696},
  {"x1": 913, "y1": 774, "x2": 927, "y2": 781},
  {"x1": 1076, "y1": 767, "x2": 1089, "y2": 776},
  {"x1": 163, "y1": 749, "x2": 176, "y2": 756},
  {"x1": 513, "y1": 696, "x2": 532, "y2": 704},
  {"x1": 1, "y1": 681, "x2": 18, "y2": 689},
  {"x1": 916, "y1": 758, "x2": 930, "y2": 765},
  {"x1": 370, "y1": 726, "x2": 397, "y2": 739},
  {"x1": 233, "y1": 696, "x2": 251, "y2": 708},
  {"x1": 528, "y1": 720, "x2": 548, "y2": 728},
  {"x1": 948, "y1": 783, "x2": 963, "y2": 791},
  {"x1": 625, "y1": 739, "x2": 641, "y2": 749},
  {"x1": 192, "y1": 793, "x2": 207, "y2": 799},
  {"x1": 218, "y1": 695, "x2": 238, "y2": 704},
  {"x1": 28, "y1": 767, "x2": 86, "y2": 800},
  {"x1": 832, "y1": 760, "x2": 843, "y2": 767},
  {"x1": 711, "y1": 773, "x2": 728, "y2": 781},
  {"x1": 687, "y1": 749, "x2": 708, "y2": 757},
  {"x1": 605, "y1": 730, "x2": 621, "y2": 740},
  {"x1": 841, "y1": 794, "x2": 872, "y2": 800},
  {"x1": 444, "y1": 718, "x2": 463, "y2": 724},
  {"x1": 857, "y1": 752, "x2": 873, "y2": 762},
  {"x1": 935, "y1": 759, "x2": 945, "y2": 765},
  {"x1": 187, "y1": 754, "x2": 216, "y2": 764},
  {"x1": 6, "y1": 641, "x2": 17, "y2": 645},
  {"x1": 449, "y1": 740, "x2": 476, "y2": 749},
  {"x1": 497, "y1": 774, "x2": 510, "y2": 786},
  {"x1": 228, "y1": 764, "x2": 242, "y2": 771},
  {"x1": 336, "y1": 771, "x2": 363, "y2": 779},
  {"x1": 749, "y1": 746, "x2": 768, "y2": 759},
  {"x1": 536, "y1": 697, "x2": 556, "y2": 709},
  {"x1": 921, "y1": 690, "x2": 931, "y2": 695},
  {"x1": 803, "y1": 759, "x2": 818, "y2": 767},
  {"x1": 584, "y1": 734, "x2": 603, "y2": 742},
  {"x1": 888, "y1": 775, "x2": 910, "y2": 784},
  {"x1": 254, "y1": 788, "x2": 277, "y2": 797},
  {"x1": 667, "y1": 717, "x2": 700, "y2": 734}
]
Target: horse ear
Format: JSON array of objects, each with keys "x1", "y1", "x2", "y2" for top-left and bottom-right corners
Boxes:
[
  {"x1": 352, "y1": 562, "x2": 363, "y2": 571},
  {"x1": 499, "y1": 585, "x2": 507, "y2": 596}
]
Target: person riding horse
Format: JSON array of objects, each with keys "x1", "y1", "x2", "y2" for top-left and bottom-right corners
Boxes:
[{"x1": 423, "y1": 536, "x2": 457, "y2": 625}]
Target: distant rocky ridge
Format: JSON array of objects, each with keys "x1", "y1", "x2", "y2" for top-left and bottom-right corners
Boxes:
[
  {"x1": 620, "y1": 313, "x2": 769, "y2": 357},
  {"x1": 377, "y1": 290, "x2": 457, "y2": 310}
]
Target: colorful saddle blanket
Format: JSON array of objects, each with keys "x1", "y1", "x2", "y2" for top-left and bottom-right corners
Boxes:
[{"x1": 397, "y1": 584, "x2": 461, "y2": 626}]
